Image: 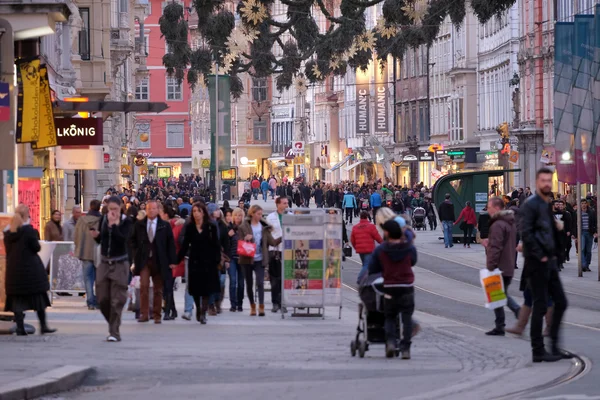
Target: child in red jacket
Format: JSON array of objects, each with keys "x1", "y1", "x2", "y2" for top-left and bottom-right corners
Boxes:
[{"x1": 351, "y1": 211, "x2": 383, "y2": 283}]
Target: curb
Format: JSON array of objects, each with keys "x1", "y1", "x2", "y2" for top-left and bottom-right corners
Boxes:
[{"x1": 0, "y1": 365, "x2": 93, "y2": 400}]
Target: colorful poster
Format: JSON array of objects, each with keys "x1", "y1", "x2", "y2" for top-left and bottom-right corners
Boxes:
[
  {"x1": 356, "y1": 67, "x2": 370, "y2": 135},
  {"x1": 554, "y1": 22, "x2": 577, "y2": 184},
  {"x1": 208, "y1": 74, "x2": 231, "y2": 172},
  {"x1": 16, "y1": 58, "x2": 41, "y2": 143},
  {"x1": 374, "y1": 58, "x2": 388, "y2": 133},
  {"x1": 32, "y1": 66, "x2": 57, "y2": 149},
  {"x1": 18, "y1": 178, "x2": 41, "y2": 232},
  {"x1": 283, "y1": 225, "x2": 324, "y2": 307},
  {"x1": 572, "y1": 15, "x2": 596, "y2": 184}
]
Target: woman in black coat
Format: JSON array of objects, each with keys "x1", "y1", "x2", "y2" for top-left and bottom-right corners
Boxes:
[
  {"x1": 4, "y1": 205, "x2": 56, "y2": 336},
  {"x1": 177, "y1": 202, "x2": 221, "y2": 324}
]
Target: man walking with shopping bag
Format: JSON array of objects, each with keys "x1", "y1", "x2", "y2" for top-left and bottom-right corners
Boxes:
[{"x1": 481, "y1": 197, "x2": 521, "y2": 336}]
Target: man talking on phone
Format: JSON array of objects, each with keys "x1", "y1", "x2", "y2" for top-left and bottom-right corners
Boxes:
[{"x1": 74, "y1": 199, "x2": 103, "y2": 310}]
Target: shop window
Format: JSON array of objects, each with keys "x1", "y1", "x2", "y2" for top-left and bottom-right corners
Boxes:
[
  {"x1": 166, "y1": 123, "x2": 184, "y2": 148},
  {"x1": 78, "y1": 8, "x2": 90, "y2": 61},
  {"x1": 253, "y1": 120, "x2": 268, "y2": 143},
  {"x1": 135, "y1": 78, "x2": 149, "y2": 101}
]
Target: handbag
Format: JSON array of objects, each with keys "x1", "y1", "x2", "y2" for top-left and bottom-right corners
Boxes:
[
  {"x1": 343, "y1": 244, "x2": 353, "y2": 257},
  {"x1": 459, "y1": 221, "x2": 466, "y2": 231},
  {"x1": 237, "y1": 240, "x2": 257, "y2": 258}
]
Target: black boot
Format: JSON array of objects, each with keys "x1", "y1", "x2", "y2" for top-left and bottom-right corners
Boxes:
[
  {"x1": 532, "y1": 351, "x2": 562, "y2": 363},
  {"x1": 14, "y1": 312, "x2": 27, "y2": 336},
  {"x1": 37, "y1": 309, "x2": 57, "y2": 335},
  {"x1": 163, "y1": 294, "x2": 175, "y2": 320},
  {"x1": 200, "y1": 297, "x2": 208, "y2": 324}
]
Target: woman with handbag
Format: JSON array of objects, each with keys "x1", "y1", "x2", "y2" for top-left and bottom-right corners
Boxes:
[
  {"x1": 227, "y1": 208, "x2": 245, "y2": 312},
  {"x1": 177, "y1": 202, "x2": 220, "y2": 324},
  {"x1": 237, "y1": 205, "x2": 281, "y2": 317},
  {"x1": 454, "y1": 202, "x2": 477, "y2": 248}
]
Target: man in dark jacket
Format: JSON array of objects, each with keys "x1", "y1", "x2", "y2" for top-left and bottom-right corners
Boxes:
[
  {"x1": 438, "y1": 193, "x2": 455, "y2": 248},
  {"x1": 368, "y1": 219, "x2": 417, "y2": 360},
  {"x1": 482, "y1": 197, "x2": 521, "y2": 336},
  {"x1": 129, "y1": 200, "x2": 177, "y2": 324},
  {"x1": 521, "y1": 168, "x2": 570, "y2": 362},
  {"x1": 391, "y1": 192, "x2": 405, "y2": 215},
  {"x1": 314, "y1": 185, "x2": 324, "y2": 208},
  {"x1": 552, "y1": 200, "x2": 572, "y2": 270},
  {"x1": 92, "y1": 196, "x2": 133, "y2": 342},
  {"x1": 572, "y1": 199, "x2": 597, "y2": 272}
]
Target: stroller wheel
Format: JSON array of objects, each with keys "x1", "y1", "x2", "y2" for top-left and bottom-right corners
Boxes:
[
  {"x1": 350, "y1": 340, "x2": 357, "y2": 357},
  {"x1": 358, "y1": 341, "x2": 367, "y2": 358}
]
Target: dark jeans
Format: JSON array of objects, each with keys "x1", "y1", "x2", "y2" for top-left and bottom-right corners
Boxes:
[
  {"x1": 428, "y1": 215, "x2": 437, "y2": 230},
  {"x1": 527, "y1": 258, "x2": 568, "y2": 355},
  {"x1": 463, "y1": 224, "x2": 474, "y2": 244},
  {"x1": 345, "y1": 207, "x2": 354, "y2": 224},
  {"x1": 372, "y1": 207, "x2": 381, "y2": 221},
  {"x1": 269, "y1": 254, "x2": 282, "y2": 306},
  {"x1": 244, "y1": 261, "x2": 265, "y2": 305},
  {"x1": 493, "y1": 276, "x2": 520, "y2": 330},
  {"x1": 383, "y1": 287, "x2": 415, "y2": 349}
]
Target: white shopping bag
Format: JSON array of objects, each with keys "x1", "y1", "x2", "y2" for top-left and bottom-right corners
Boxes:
[{"x1": 479, "y1": 269, "x2": 507, "y2": 309}]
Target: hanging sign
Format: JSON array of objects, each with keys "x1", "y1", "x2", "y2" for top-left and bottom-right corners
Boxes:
[
  {"x1": 374, "y1": 58, "x2": 388, "y2": 133},
  {"x1": 55, "y1": 117, "x2": 103, "y2": 146},
  {"x1": 355, "y1": 68, "x2": 370, "y2": 134},
  {"x1": 31, "y1": 66, "x2": 58, "y2": 149},
  {"x1": 16, "y1": 58, "x2": 41, "y2": 143}
]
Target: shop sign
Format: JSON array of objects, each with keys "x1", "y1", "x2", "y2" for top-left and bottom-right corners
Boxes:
[
  {"x1": 447, "y1": 149, "x2": 465, "y2": 157},
  {"x1": 139, "y1": 166, "x2": 148, "y2": 175},
  {"x1": 201, "y1": 158, "x2": 210, "y2": 168},
  {"x1": 403, "y1": 154, "x2": 418, "y2": 162},
  {"x1": 540, "y1": 147, "x2": 555, "y2": 164},
  {"x1": 509, "y1": 150, "x2": 519, "y2": 164},
  {"x1": 285, "y1": 147, "x2": 295, "y2": 160},
  {"x1": 418, "y1": 151, "x2": 434, "y2": 162},
  {"x1": 277, "y1": 161, "x2": 287, "y2": 168},
  {"x1": 120, "y1": 165, "x2": 132, "y2": 176},
  {"x1": 271, "y1": 107, "x2": 292, "y2": 120},
  {"x1": 138, "y1": 152, "x2": 153, "y2": 158},
  {"x1": 55, "y1": 146, "x2": 103, "y2": 170},
  {"x1": 293, "y1": 141, "x2": 305, "y2": 154},
  {"x1": 133, "y1": 155, "x2": 147, "y2": 167},
  {"x1": 55, "y1": 117, "x2": 103, "y2": 146},
  {"x1": 104, "y1": 153, "x2": 110, "y2": 163}
]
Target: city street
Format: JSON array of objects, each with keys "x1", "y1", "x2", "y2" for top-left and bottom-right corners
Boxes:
[{"x1": 1, "y1": 204, "x2": 598, "y2": 400}]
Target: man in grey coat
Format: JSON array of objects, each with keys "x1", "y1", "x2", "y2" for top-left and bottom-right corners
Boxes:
[{"x1": 63, "y1": 206, "x2": 81, "y2": 241}]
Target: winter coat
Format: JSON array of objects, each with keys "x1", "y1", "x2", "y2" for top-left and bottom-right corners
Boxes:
[
  {"x1": 521, "y1": 194, "x2": 557, "y2": 261},
  {"x1": 438, "y1": 200, "x2": 455, "y2": 222},
  {"x1": 326, "y1": 190, "x2": 338, "y2": 207},
  {"x1": 4, "y1": 224, "x2": 49, "y2": 297},
  {"x1": 314, "y1": 188, "x2": 324, "y2": 205},
  {"x1": 129, "y1": 217, "x2": 177, "y2": 281},
  {"x1": 370, "y1": 192, "x2": 383, "y2": 208},
  {"x1": 95, "y1": 215, "x2": 132, "y2": 260},
  {"x1": 260, "y1": 180, "x2": 269, "y2": 192},
  {"x1": 485, "y1": 210, "x2": 517, "y2": 277},
  {"x1": 368, "y1": 240, "x2": 417, "y2": 288},
  {"x1": 456, "y1": 206, "x2": 477, "y2": 226},
  {"x1": 74, "y1": 211, "x2": 102, "y2": 261},
  {"x1": 177, "y1": 221, "x2": 220, "y2": 297},
  {"x1": 477, "y1": 212, "x2": 490, "y2": 239},
  {"x1": 237, "y1": 218, "x2": 281, "y2": 267},
  {"x1": 44, "y1": 220, "x2": 63, "y2": 242},
  {"x1": 170, "y1": 217, "x2": 186, "y2": 277},
  {"x1": 342, "y1": 193, "x2": 358, "y2": 209},
  {"x1": 573, "y1": 209, "x2": 598, "y2": 237},
  {"x1": 228, "y1": 223, "x2": 240, "y2": 260},
  {"x1": 350, "y1": 219, "x2": 383, "y2": 254},
  {"x1": 63, "y1": 217, "x2": 77, "y2": 241}
]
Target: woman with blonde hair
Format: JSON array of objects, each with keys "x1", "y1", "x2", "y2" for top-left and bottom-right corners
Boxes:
[
  {"x1": 237, "y1": 205, "x2": 281, "y2": 316},
  {"x1": 4, "y1": 205, "x2": 56, "y2": 336},
  {"x1": 227, "y1": 207, "x2": 246, "y2": 311}
]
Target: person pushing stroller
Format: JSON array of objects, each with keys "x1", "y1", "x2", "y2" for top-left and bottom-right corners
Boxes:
[{"x1": 368, "y1": 219, "x2": 417, "y2": 359}]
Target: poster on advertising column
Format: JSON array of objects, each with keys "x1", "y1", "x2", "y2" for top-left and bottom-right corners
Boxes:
[
  {"x1": 18, "y1": 179, "x2": 41, "y2": 232},
  {"x1": 356, "y1": 67, "x2": 370, "y2": 135},
  {"x1": 208, "y1": 75, "x2": 231, "y2": 171},
  {"x1": 283, "y1": 223, "x2": 325, "y2": 308},
  {"x1": 374, "y1": 58, "x2": 388, "y2": 133}
]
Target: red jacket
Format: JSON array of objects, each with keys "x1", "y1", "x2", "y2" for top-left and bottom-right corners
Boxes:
[
  {"x1": 170, "y1": 218, "x2": 186, "y2": 277},
  {"x1": 251, "y1": 179, "x2": 260, "y2": 189},
  {"x1": 456, "y1": 206, "x2": 477, "y2": 226},
  {"x1": 350, "y1": 219, "x2": 383, "y2": 254}
]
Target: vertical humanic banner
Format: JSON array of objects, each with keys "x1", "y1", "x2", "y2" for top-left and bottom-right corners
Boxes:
[
  {"x1": 16, "y1": 58, "x2": 41, "y2": 143},
  {"x1": 572, "y1": 15, "x2": 596, "y2": 184},
  {"x1": 208, "y1": 74, "x2": 231, "y2": 171},
  {"x1": 32, "y1": 66, "x2": 57, "y2": 149},
  {"x1": 355, "y1": 67, "x2": 370, "y2": 135},
  {"x1": 593, "y1": 5, "x2": 600, "y2": 172},
  {"x1": 554, "y1": 22, "x2": 577, "y2": 184},
  {"x1": 374, "y1": 58, "x2": 388, "y2": 133}
]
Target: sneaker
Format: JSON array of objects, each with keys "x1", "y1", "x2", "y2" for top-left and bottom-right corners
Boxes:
[
  {"x1": 485, "y1": 328, "x2": 505, "y2": 336},
  {"x1": 107, "y1": 336, "x2": 118, "y2": 342},
  {"x1": 181, "y1": 312, "x2": 192, "y2": 321},
  {"x1": 401, "y1": 349, "x2": 411, "y2": 360},
  {"x1": 385, "y1": 341, "x2": 395, "y2": 358}
]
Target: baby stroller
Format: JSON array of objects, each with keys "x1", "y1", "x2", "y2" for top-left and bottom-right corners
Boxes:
[
  {"x1": 412, "y1": 207, "x2": 427, "y2": 231},
  {"x1": 350, "y1": 273, "x2": 401, "y2": 358}
]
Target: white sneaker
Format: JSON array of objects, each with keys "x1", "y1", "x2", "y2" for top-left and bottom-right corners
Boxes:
[
  {"x1": 181, "y1": 312, "x2": 192, "y2": 321},
  {"x1": 107, "y1": 336, "x2": 118, "y2": 342}
]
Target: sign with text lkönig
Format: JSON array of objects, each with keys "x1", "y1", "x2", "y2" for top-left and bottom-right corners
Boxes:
[{"x1": 55, "y1": 118, "x2": 103, "y2": 147}]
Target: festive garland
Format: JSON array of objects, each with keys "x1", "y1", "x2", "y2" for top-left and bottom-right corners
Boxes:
[{"x1": 160, "y1": 0, "x2": 517, "y2": 96}]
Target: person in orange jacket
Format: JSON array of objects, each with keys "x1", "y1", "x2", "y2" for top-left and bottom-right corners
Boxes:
[{"x1": 351, "y1": 211, "x2": 383, "y2": 283}]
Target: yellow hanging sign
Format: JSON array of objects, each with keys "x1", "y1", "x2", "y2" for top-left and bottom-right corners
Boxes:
[
  {"x1": 32, "y1": 66, "x2": 57, "y2": 149},
  {"x1": 16, "y1": 58, "x2": 41, "y2": 143}
]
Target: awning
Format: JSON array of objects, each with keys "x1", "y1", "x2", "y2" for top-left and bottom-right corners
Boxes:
[
  {"x1": 148, "y1": 157, "x2": 192, "y2": 163},
  {"x1": 54, "y1": 101, "x2": 169, "y2": 114},
  {"x1": 345, "y1": 160, "x2": 365, "y2": 171},
  {"x1": 328, "y1": 155, "x2": 352, "y2": 171}
]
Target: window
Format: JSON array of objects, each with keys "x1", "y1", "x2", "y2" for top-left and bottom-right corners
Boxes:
[
  {"x1": 166, "y1": 77, "x2": 182, "y2": 101},
  {"x1": 119, "y1": 0, "x2": 128, "y2": 13},
  {"x1": 166, "y1": 123, "x2": 184, "y2": 148},
  {"x1": 253, "y1": 120, "x2": 268, "y2": 142},
  {"x1": 78, "y1": 8, "x2": 90, "y2": 60},
  {"x1": 136, "y1": 122, "x2": 151, "y2": 149},
  {"x1": 252, "y1": 78, "x2": 267, "y2": 102},
  {"x1": 135, "y1": 78, "x2": 149, "y2": 100}
]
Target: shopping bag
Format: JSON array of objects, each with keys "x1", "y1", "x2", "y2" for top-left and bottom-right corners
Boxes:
[
  {"x1": 479, "y1": 269, "x2": 507, "y2": 309},
  {"x1": 237, "y1": 241, "x2": 257, "y2": 258}
]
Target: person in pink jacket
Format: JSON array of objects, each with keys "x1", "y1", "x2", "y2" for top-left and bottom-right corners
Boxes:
[{"x1": 454, "y1": 201, "x2": 477, "y2": 248}]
